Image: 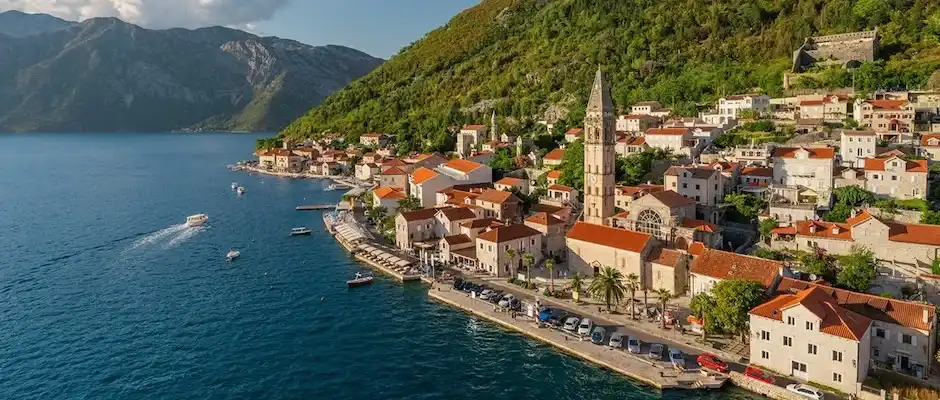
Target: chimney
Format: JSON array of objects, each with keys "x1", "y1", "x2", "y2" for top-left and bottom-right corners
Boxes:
[
  {"x1": 809, "y1": 224, "x2": 817, "y2": 233},
  {"x1": 832, "y1": 226, "x2": 840, "y2": 235},
  {"x1": 851, "y1": 208, "x2": 857, "y2": 218},
  {"x1": 925, "y1": 309, "x2": 930, "y2": 324},
  {"x1": 779, "y1": 266, "x2": 785, "y2": 277}
]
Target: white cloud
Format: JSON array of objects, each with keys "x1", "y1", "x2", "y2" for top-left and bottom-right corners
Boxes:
[{"x1": 1, "y1": 0, "x2": 290, "y2": 29}]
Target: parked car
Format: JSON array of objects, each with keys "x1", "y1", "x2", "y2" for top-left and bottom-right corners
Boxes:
[
  {"x1": 508, "y1": 297, "x2": 522, "y2": 311},
  {"x1": 487, "y1": 291, "x2": 503, "y2": 303},
  {"x1": 608, "y1": 332, "x2": 624, "y2": 348},
  {"x1": 577, "y1": 318, "x2": 594, "y2": 336},
  {"x1": 562, "y1": 317, "x2": 580, "y2": 332},
  {"x1": 786, "y1": 384, "x2": 824, "y2": 400},
  {"x1": 497, "y1": 294, "x2": 516, "y2": 308},
  {"x1": 626, "y1": 336, "x2": 641, "y2": 354},
  {"x1": 479, "y1": 289, "x2": 495, "y2": 301},
  {"x1": 648, "y1": 344, "x2": 664, "y2": 361},
  {"x1": 696, "y1": 353, "x2": 728, "y2": 373},
  {"x1": 590, "y1": 326, "x2": 607, "y2": 345},
  {"x1": 744, "y1": 366, "x2": 775, "y2": 384},
  {"x1": 547, "y1": 311, "x2": 569, "y2": 328},
  {"x1": 668, "y1": 349, "x2": 684, "y2": 369},
  {"x1": 538, "y1": 307, "x2": 553, "y2": 322}
]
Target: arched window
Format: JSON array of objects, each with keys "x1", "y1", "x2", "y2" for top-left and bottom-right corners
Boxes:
[{"x1": 636, "y1": 209, "x2": 663, "y2": 237}]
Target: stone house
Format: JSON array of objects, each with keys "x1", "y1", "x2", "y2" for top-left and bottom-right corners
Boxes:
[
  {"x1": 463, "y1": 189, "x2": 521, "y2": 223},
  {"x1": 524, "y1": 212, "x2": 567, "y2": 259},
  {"x1": 394, "y1": 208, "x2": 443, "y2": 250},
  {"x1": 359, "y1": 133, "x2": 386, "y2": 147},
  {"x1": 436, "y1": 158, "x2": 492, "y2": 186},
  {"x1": 728, "y1": 144, "x2": 773, "y2": 166},
  {"x1": 457, "y1": 125, "x2": 487, "y2": 157},
  {"x1": 663, "y1": 166, "x2": 724, "y2": 208},
  {"x1": 644, "y1": 127, "x2": 698, "y2": 158},
  {"x1": 542, "y1": 148, "x2": 565, "y2": 167},
  {"x1": 355, "y1": 162, "x2": 381, "y2": 182},
  {"x1": 409, "y1": 167, "x2": 451, "y2": 207},
  {"x1": 475, "y1": 224, "x2": 543, "y2": 278},
  {"x1": 433, "y1": 207, "x2": 479, "y2": 238},
  {"x1": 564, "y1": 128, "x2": 583, "y2": 143},
  {"x1": 372, "y1": 186, "x2": 406, "y2": 215},
  {"x1": 614, "y1": 184, "x2": 663, "y2": 210},
  {"x1": 861, "y1": 156, "x2": 928, "y2": 199},
  {"x1": 688, "y1": 248, "x2": 784, "y2": 297},
  {"x1": 544, "y1": 184, "x2": 578, "y2": 206},
  {"x1": 799, "y1": 95, "x2": 850, "y2": 121},
  {"x1": 739, "y1": 166, "x2": 774, "y2": 192},
  {"x1": 648, "y1": 247, "x2": 689, "y2": 295},
  {"x1": 771, "y1": 147, "x2": 836, "y2": 207},
  {"x1": 631, "y1": 101, "x2": 672, "y2": 118},
  {"x1": 494, "y1": 176, "x2": 528, "y2": 194},
  {"x1": 615, "y1": 135, "x2": 648, "y2": 157},
  {"x1": 917, "y1": 134, "x2": 940, "y2": 160},
  {"x1": 545, "y1": 170, "x2": 562, "y2": 186},
  {"x1": 840, "y1": 131, "x2": 877, "y2": 167},
  {"x1": 378, "y1": 166, "x2": 409, "y2": 190},
  {"x1": 616, "y1": 114, "x2": 660, "y2": 133},
  {"x1": 853, "y1": 99, "x2": 915, "y2": 134},
  {"x1": 749, "y1": 285, "x2": 872, "y2": 395}
]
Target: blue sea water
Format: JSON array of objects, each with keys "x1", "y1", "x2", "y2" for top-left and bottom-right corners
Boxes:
[{"x1": 0, "y1": 133, "x2": 761, "y2": 399}]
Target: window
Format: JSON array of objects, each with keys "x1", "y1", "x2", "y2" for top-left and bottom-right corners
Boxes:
[
  {"x1": 832, "y1": 350, "x2": 843, "y2": 362},
  {"x1": 682, "y1": 183, "x2": 688, "y2": 189},
  {"x1": 695, "y1": 184, "x2": 701, "y2": 190},
  {"x1": 671, "y1": 182, "x2": 677, "y2": 188},
  {"x1": 808, "y1": 344, "x2": 817, "y2": 355},
  {"x1": 873, "y1": 347, "x2": 880, "y2": 357},
  {"x1": 874, "y1": 328, "x2": 885, "y2": 338},
  {"x1": 902, "y1": 333, "x2": 913, "y2": 345},
  {"x1": 806, "y1": 321, "x2": 814, "y2": 331},
  {"x1": 761, "y1": 350, "x2": 769, "y2": 359},
  {"x1": 783, "y1": 336, "x2": 792, "y2": 347},
  {"x1": 833, "y1": 373, "x2": 842, "y2": 383},
  {"x1": 891, "y1": 175, "x2": 898, "y2": 181},
  {"x1": 760, "y1": 330, "x2": 770, "y2": 341},
  {"x1": 873, "y1": 174, "x2": 880, "y2": 180},
  {"x1": 787, "y1": 316, "x2": 795, "y2": 325}
]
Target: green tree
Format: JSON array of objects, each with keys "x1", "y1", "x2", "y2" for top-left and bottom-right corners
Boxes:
[
  {"x1": 921, "y1": 210, "x2": 940, "y2": 225},
  {"x1": 836, "y1": 246, "x2": 879, "y2": 292},
  {"x1": 487, "y1": 147, "x2": 516, "y2": 175},
  {"x1": 932, "y1": 258, "x2": 940, "y2": 275},
  {"x1": 653, "y1": 288, "x2": 674, "y2": 329},
  {"x1": 711, "y1": 280, "x2": 766, "y2": 342},
  {"x1": 824, "y1": 203, "x2": 853, "y2": 223},
  {"x1": 396, "y1": 196, "x2": 421, "y2": 213},
  {"x1": 522, "y1": 252, "x2": 535, "y2": 284},
  {"x1": 588, "y1": 266, "x2": 627, "y2": 312},
  {"x1": 255, "y1": 137, "x2": 282, "y2": 151},
  {"x1": 689, "y1": 293, "x2": 717, "y2": 339},
  {"x1": 545, "y1": 258, "x2": 556, "y2": 293},
  {"x1": 724, "y1": 193, "x2": 767, "y2": 219},
  {"x1": 799, "y1": 251, "x2": 837, "y2": 281},
  {"x1": 625, "y1": 273, "x2": 640, "y2": 320},
  {"x1": 619, "y1": 148, "x2": 673, "y2": 185},
  {"x1": 833, "y1": 186, "x2": 875, "y2": 206},
  {"x1": 506, "y1": 248, "x2": 517, "y2": 278},
  {"x1": 367, "y1": 206, "x2": 388, "y2": 224},
  {"x1": 558, "y1": 140, "x2": 585, "y2": 190},
  {"x1": 569, "y1": 272, "x2": 584, "y2": 303},
  {"x1": 758, "y1": 218, "x2": 778, "y2": 240}
]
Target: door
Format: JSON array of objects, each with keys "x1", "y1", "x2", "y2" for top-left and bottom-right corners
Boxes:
[{"x1": 791, "y1": 361, "x2": 808, "y2": 380}]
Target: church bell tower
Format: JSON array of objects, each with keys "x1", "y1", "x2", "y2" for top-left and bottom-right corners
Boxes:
[{"x1": 582, "y1": 68, "x2": 616, "y2": 226}]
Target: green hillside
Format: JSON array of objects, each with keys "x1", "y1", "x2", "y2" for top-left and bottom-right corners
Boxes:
[{"x1": 283, "y1": 0, "x2": 940, "y2": 151}]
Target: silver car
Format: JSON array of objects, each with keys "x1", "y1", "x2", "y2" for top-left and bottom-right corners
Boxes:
[
  {"x1": 648, "y1": 343, "x2": 664, "y2": 360},
  {"x1": 608, "y1": 332, "x2": 624, "y2": 348},
  {"x1": 577, "y1": 318, "x2": 594, "y2": 336},
  {"x1": 626, "y1": 336, "x2": 641, "y2": 353},
  {"x1": 562, "y1": 317, "x2": 580, "y2": 332}
]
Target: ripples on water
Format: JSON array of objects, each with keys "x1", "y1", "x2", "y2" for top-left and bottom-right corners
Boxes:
[{"x1": 0, "y1": 133, "x2": 761, "y2": 399}]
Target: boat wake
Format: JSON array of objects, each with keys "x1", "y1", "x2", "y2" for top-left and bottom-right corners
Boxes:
[
  {"x1": 126, "y1": 224, "x2": 188, "y2": 251},
  {"x1": 163, "y1": 226, "x2": 203, "y2": 249}
]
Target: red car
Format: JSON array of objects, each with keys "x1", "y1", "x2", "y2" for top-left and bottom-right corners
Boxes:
[
  {"x1": 696, "y1": 353, "x2": 729, "y2": 373},
  {"x1": 744, "y1": 366, "x2": 775, "y2": 384}
]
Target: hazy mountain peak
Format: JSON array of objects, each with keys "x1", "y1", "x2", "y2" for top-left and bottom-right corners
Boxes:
[{"x1": 0, "y1": 10, "x2": 74, "y2": 37}]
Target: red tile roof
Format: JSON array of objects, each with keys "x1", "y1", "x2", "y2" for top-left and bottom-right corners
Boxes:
[
  {"x1": 690, "y1": 249, "x2": 782, "y2": 288},
  {"x1": 617, "y1": 136, "x2": 647, "y2": 146},
  {"x1": 444, "y1": 158, "x2": 484, "y2": 174},
  {"x1": 460, "y1": 218, "x2": 503, "y2": 229},
  {"x1": 411, "y1": 167, "x2": 439, "y2": 184},
  {"x1": 374, "y1": 187, "x2": 406, "y2": 200},
  {"x1": 438, "y1": 207, "x2": 478, "y2": 221},
  {"x1": 775, "y1": 278, "x2": 935, "y2": 331},
  {"x1": 887, "y1": 222, "x2": 940, "y2": 247},
  {"x1": 920, "y1": 134, "x2": 940, "y2": 147},
  {"x1": 548, "y1": 184, "x2": 575, "y2": 193},
  {"x1": 525, "y1": 212, "x2": 564, "y2": 226},
  {"x1": 741, "y1": 166, "x2": 774, "y2": 177},
  {"x1": 566, "y1": 128, "x2": 583, "y2": 135},
  {"x1": 381, "y1": 166, "x2": 408, "y2": 176},
  {"x1": 647, "y1": 190, "x2": 697, "y2": 208},
  {"x1": 463, "y1": 124, "x2": 486, "y2": 130},
  {"x1": 477, "y1": 224, "x2": 542, "y2": 243},
  {"x1": 649, "y1": 247, "x2": 684, "y2": 267},
  {"x1": 546, "y1": 170, "x2": 562, "y2": 179},
  {"x1": 863, "y1": 100, "x2": 909, "y2": 110},
  {"x1": 750, "y1": 287, "x2": 872, "y2": 341},
  {"x1": 442, "y1": 234, "x2": 473, "y2": 246},
  {"x1": 475, "y1": 189, "x2": 519, "y2": 205},
  {"x1": 793, "y1": 220, "x2": 853, "y2": 241},
  {"x1": 862, "y1": 157, "x2": 928, "y2": 173},
  {"x1": 681, "y1": 219, "x2": 719, "y2": 233},
  {"x1": 399, "y1": 207, "x2": 442, "y2": 221},
  {"x1": 688, "y1": 241, "x2": 706, "y2": 256},
  {"x1": 495, "y1": 177, "x2": 524, "y2": 186},
  {"x1": 566, "y1": 222, "x2": 652, "y2": 253},
  {"x1": 773, "y1": 147, "x2": 836, "y2": 159},
  {"x1": 646, "y1": 128, "x2": 690, "y2": 135},
  {"x1": 544, "y1": 148, "x2": 565, "y2": 161}
]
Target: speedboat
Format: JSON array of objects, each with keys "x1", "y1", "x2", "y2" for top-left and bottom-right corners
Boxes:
[
  {"x1": 347, "y1": 272, "x2": 373, "y2": 287},
  {"x1": 237, "y1": 187, "x2": 246, "y2": 194},
  {"x1": 290, "y1": 227, "x2": 312, "y2": 236},
  {"x1": 231, "y1": 182, "x2": 238, "y2": 190},
  {"x1": 324, "y1": 184, "x2": 337, "y2": 191},
  {"x1": 186, "y1": 214, "x2": 208, "y2": 227},
  {"x1": 226, "y1": 249, "x2": 240, "y2": 260}
]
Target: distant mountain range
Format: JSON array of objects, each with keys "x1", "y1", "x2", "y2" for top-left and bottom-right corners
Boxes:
[{"x1": 0, "y1": 10, "x2": 384, "y2": 133}]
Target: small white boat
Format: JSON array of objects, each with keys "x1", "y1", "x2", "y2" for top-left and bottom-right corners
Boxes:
[
  {"x1": 226, "y1": 249, "x2": 240, "y2": 260},
  {"x1": 347, "y1": 272, "x2": 374, "y2": 287},
  {"x1": 290, "y1": 227, "x2": 312, "y2": 236},
  {"x1": 237, "y1": 187, "x2": 246, "y2": 194},
  {"x1": 324, "y1": 184, "x2": 337, "y2": 191},
  {"x1": 231, "y1": 182, "x2": 238, "y2": 190},
  {"x1": 186, "y1": 214, "x2": 208, "y2": 227}
]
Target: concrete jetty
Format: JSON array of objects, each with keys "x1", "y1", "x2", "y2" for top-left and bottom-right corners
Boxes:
[
  {"x1": 427, "y1": 284, "x2": 728, "y2": 391},
  {"x1": 296, "y1": 205, "x2": 334, "y2": 210}
]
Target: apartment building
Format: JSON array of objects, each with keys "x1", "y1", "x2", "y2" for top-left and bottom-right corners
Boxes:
[
  {"x1": 861, "y1": 156, "x2": 928, "y2": 199},
  {"x1": 615, "y1": 135, "x2": 649, "y2": 157},
  {"x1": 772, "y1": 147, "x2": 836, "y2": 207},
  {"x1": 663, "y1": 166, "x2": 724, "y2": 207},
  {"x1": 853, "y1": 100, "x2": 915, "y2": 133},
  {"x1": 644, "y1": 127, "x2": 697, "y2": 158},
  {"x1": 475, "y1": 224, "x2": 543, "y2": 278},
  {"x1": 616, "y1": 114, "x2": 660, "y2": 133},
  {"x1": 840, "y1": 131, "x2": 877, "y2": 167}
]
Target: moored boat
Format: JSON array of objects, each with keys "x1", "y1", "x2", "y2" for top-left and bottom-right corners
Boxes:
[
  {"x1": 186, "y1": 214, "x2": 208, "y2": 227},
  {"x1": 231, "y1": 182, "x2": 238, "y2": 190},
  {"x1": 237, "y1": 187, "x2": 246, "y2": 194},
  {"x1": 226, "y1": 249, "x2": 240, "y2": 260},
  {"x1": 290, "y1": 227, "x2": 312, "y2": 236},
  {"x1": 347, "y1": 272, "x2": 373, "y2": 287},
  {"x1": 324, "y1": 184, "x2": 337, "y2": 191}
]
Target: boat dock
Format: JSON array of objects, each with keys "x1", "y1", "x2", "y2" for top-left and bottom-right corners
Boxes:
[
  {"x1": 427, "y1": 284, "x2": 728, "y2": 391},
  {"x1": 323, "y1": 211, "x2": 422, "y2": 282},
  {"x1": 296, "y1": 205, "x2": 334, "y2": 211}
]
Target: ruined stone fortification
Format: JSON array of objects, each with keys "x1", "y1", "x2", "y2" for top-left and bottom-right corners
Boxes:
[{"x1": 791, "y1": 29, "x2": 879, "y2": 72}]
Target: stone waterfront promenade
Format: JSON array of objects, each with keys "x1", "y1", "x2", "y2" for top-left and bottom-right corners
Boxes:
[{"x1": 427, "y1": 283, "x2": 728, "y2": 391}]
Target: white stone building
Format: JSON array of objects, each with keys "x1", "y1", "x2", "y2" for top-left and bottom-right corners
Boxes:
[
  {"x1": 771, "y1": 147, "x2": 836, "y2": 207},
  {"x1": 840, "y1": 131, "x2": 877, "y2": 167}
]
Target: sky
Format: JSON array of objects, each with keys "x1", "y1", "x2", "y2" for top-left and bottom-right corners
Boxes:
[{"x1": 0, "y1": 0, "x2": 480, "y2": 58}]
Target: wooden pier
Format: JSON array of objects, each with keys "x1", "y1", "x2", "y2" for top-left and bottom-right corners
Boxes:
[{"x1": 296, "y1": 204, "x2": 335, "y2": 211}]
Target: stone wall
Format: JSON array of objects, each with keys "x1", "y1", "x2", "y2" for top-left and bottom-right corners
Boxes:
[
  {"x1": 729, "y1": 372, "x2": 805, "y2": 400},
  {"x1": 865, "y1": 207, "x2": 923, "y2": 224},
  {"x1": 791, "y1": 30, "x2": 879, "y2": 72}
]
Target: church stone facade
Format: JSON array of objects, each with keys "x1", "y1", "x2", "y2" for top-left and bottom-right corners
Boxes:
[{"x1": 582, "y1": 68, "x2": 617, "y2": 226}]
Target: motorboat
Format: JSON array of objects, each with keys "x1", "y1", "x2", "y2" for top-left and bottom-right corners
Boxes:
[
  {"x1": 290, "y1": 227, "x2": 312, "y2": 236},
  {"x1": 347, "y1": 272, "x2": 374, "y2": 287},
  {"x1": 231, "y1": 182, "x2": 238, "y2": 190},
  {"x1": 186, "y1": 214, "x2": 208, "y2": 227},
  {"x1": 226, "y1": 249, "x2": 241, "y2": 260},
  {"x1": 237, "y1": 187, "x2": 246, "y2": 194},
  {"x1": 324, "y1": 184, "x2": 337, "y2": 191}
]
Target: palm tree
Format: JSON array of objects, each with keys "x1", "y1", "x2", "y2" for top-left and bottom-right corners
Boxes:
[
  {"x1": 545, "y1": 258, "x2": 556, "y2": 293},
  {"x1": 653, "y1": 288, "x2": 674, "y2": 329},
  {"x1": 587, "y1": 266, "x2": 627, "y2": 312},
  {"x1": 505, "y1": 248, "x2": 516, "y2": 278},
  {"x1": 625, "y1": 273, "x2": 640, "y2": 320},
  {"x1": 522, "y1": 252, "x2": 535, "y2": 284},
  {"x1": 570, "y1": 273, "x2": 584, "y2": 303}
]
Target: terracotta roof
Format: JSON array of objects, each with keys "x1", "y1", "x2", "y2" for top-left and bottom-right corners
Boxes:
[
  {"x1": 460, "y1": 218, "x2": 503, "y2": 229},
  {"x1": 887, "y1": 222, "x2": 940, "y2": 247},
  {"x1": 566, "y1": 222, "x2": 652, "y2": 253},
  {"x1": 799, "y1": 100, "x2": 825, "y2": 106},
  {"x1": 841, "y1": 130, "x2": 876, "y2": 136},
  {"x1": 495, "y1": 177, "x2": 524, "y2": 186},
  {"x1": 741, "y1": 166, "x2": 774, "y2": 177},
  {"x1": 920, "y1": 134, "x2": 940, "y2": 147},
  {"x1": 646, "y1": 128, "x2": 689, "y2": 136},
  {"x1": 649, "y1": 247, "x2": 684, "y2": 267},
  {"x1": 772, "y1": 147, "x2": 836, "y2": 159},
  {"x1": 638, "y1": 184, "x2": 664, "y2": 192},
  {"x1": 750, "y1": 287, "x2": 872, "y2": 341},
  {"x1": 525, "y1": 212, "x2": 564, "y2": 226},
  {"x1": 531, "y1": 203, "x2": 564, "y2": 214},
  {"x1": 442, "y1": 234, "x2": 473, "y2": 246},
  {"x1": 438, "y1": 207, "x2": 478, "y2": 221},
  {"x1": 443, "y1": 158, "x2": 484, "y2": 174},
  {"x1": 793, "y1": 220, "x2": 853, "y2": 241},
  {"x1": 647, "y1": 190, "x2": 697, "y2": 208},
  {"x1": 681, "y1": 219, "x2": 719, "y2": 233},
  {"x1": 863, "y1": 100, "x2": 909, "y2": 110},
  {"x1": 411, "y1": 167, "x2": 439, "y2": 184},
  {"x1": 709, "y1": 161, "x2": 735, "y2": 170},
  {"x1": 477, "y1": 224, "x2": 542, "y2": 243},
  {"x1": 846, "y1": 209, "x2": 874, "y2": 226},
  {"x1": 381, "y1": 166, "x2": 408, "y2": 176},
  {"x1": 775, "y1": 278, "x2": 935, "y2": 331},
  {"x1": 616, "y1": 185, "x2": 646, "y2": 196},
  {"x1": 382, "y1": 158, "x2": 410, "y2": 167},
  {"x1": 374, "y1": 187, "x2": 406, "y2": 200},
  {"x1": 544, "y1": 148, "x2": 565, "y2": 161},
  {"x1": 399, "y1": 207, "x2": 442, "y2": 222},
  {"x1": 566, "y1": 128, "x2": 583, "y2": 135},
  {"x1": 548, "y1": 184, "x2": 575, "y2": 193},
  {"x1": 546, "y1": 170, "x2": 562, "y2": 179},
  {"x1": 862, "y1": 157, "x2": 928, "y2": 173},
  {"x1": 271, "y1": 148, "x2": 298, "y2": 157},
  {"x1": 771, "y1": 226, "x2": 797, "y2": 235},
  {"x1": 361, "y1": 133, "x2": 383, "y2": 138},
  {"x1": 617, "y1": 136, "x2": 647, "y2": 146},
  {"x1": 690, "y1": 249, "x2": 782, "y2": 288},
  {"x1": 688, "y1": 242, "x2": 706, "y2": 256},
  {"x1": 664, "y1": 166, "x2": 717, "y2": 179},
  {"x1": 462, "y1": 124, "x2": 486, "y2": 130},
  {"x1": 475, "y1": 189, "x2": 519, "y2": 204}
]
